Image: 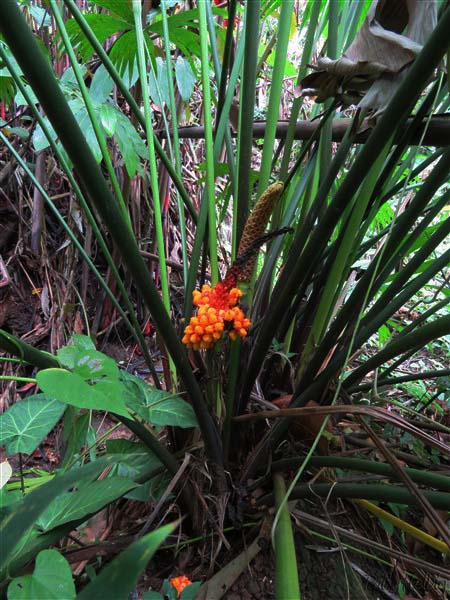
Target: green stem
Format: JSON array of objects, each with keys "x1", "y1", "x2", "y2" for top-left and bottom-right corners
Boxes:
[
  {"x1": 256, "y1": 0, "x2": 294, "y2": 197},
  {"x1": 258, "y1": 483, "x2": 450, "y2": 511},
  {"x1": 271, "y1": 457, "x2": 450, "y2": 492},
  {"x1": 132, "y1": 0, "x2": 175, "y2": 385},
  {"x1": 198, "y1": 0, "x2": 218, "y2": 285},
  {"x1": 0, "y1": 376, "x2": 36, "y2": 383},
  {"x1": 160, "y1": 0, "x2": 187, "y2": 285},
  {"x1": 273, "y1": 473, "x2": 301, "y2": 600},
  {"x1": 239, "y1": 5, "x2": 450, "y2": 408},
  {"x1": 235, "y1": 0, "x2": 260, "y2": 248}
]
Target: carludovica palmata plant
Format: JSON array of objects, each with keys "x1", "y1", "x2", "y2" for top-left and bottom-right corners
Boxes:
[{"x1": 1, "y1": 0, "x2": 450, "y2": 596}]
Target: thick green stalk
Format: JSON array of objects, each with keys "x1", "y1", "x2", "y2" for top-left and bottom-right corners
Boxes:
[
  {"x1": 132, "y1": 0, "x2": 171, "y2": 315},
  {"x1": 0, "y1": 0, "x2": 223, "y2": 470},
  {"x1": 235, "y1": 0, "x2": 260, "y2": 248},
  {"x1": 198, "y1": 0, "x2": 218, "y2": 285},
  {"x1": 51, "y1": 1, "x2": 131, "y2": 229},
  {"x1": 160, "y1": 0, "x2": 187, "y2": 285},
  {"x1": 62, "y1": 0, "x2": 197, "y2": 224},
  {"x1": 259, "y1": 484, "x2": 450, "y2": 511},
  {"x1": 273, "y1": 473, "x2": 301, "y2": 600},
  {"x1": 299, "y1": 144, "x2": 389, "y2": 373},
  {"x1": 216, "y1": 0, "x2": 237, "y2": 124},
  {"x1": 205, "y1": 0, "x2": 236, "y2": 191},
  {"x1": 317, "y1": 0, "x2": 339, "y2": 189},
  {"x1": 349, "y1": 367, "x2": 450, "y2": 394},
  {"x1": 239, "y1": 6, "x2": 450, "y2": 408},
  {"x1": 184, "y1": 10, "x2": 245, "y2": 319},
  {"x1": 256, "y1": 0, "x2": 294, "y2": 196},
  {"x1": 279, "y1": 0, "x2": 322, "y2": 179},
  {"x1": 345, "y1": 315, "x2": 450, "y2": 388},
  {"x1": 132, "y1": 0, "x2": 176, "y2": 385},
  {"x1": 304, "y1": 155, "x2": 450, "y2": 385},
  {"x1": 271, "y1": 457, "x2": 450, "y2": 492}
]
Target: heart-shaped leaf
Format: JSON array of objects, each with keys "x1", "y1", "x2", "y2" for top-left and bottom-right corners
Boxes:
[
  {"x1": 7, "y1": 549, "x2": 75, "y2": 600},
  {"x1": 37, "y1": 369, "x2": 129, "y2": 417},
  {"x1": 0, "y1": 394, "x2": 66, "y2": 455}
]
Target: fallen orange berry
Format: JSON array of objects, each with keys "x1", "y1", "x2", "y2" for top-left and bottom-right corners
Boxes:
[{"x1": 170, "y1": 575, "x2": 192, "y2": 597}]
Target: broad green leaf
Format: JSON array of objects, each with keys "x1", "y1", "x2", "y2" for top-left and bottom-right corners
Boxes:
[
  {"x1": 36, "y1": 369, "x2": 129, "y2": 417},
  {"x1": 71, "y1": 334, "x2": 97, "y2": 350},
  {"x1": 65, "y1": 14, "x2": 131, "y2": 62},
  {"x1": 77, "y1": 523, "x2": 176, "y2": 600},
  {"x1": 7, "y1": 549, "x2": 75, "y2": 600},
  {"x1": 58, "y1": 347, "x2": 119, "y2": 381},
  {"x1": 108, "y1": 30, "x2": 141, "y2": 86},
  {"x1": 143, "y1": 592, "x2": 163, "y2": 600},
  {"x1": 29, "y1": 5, "x2": 51, "y2": 28},
  {"x1": 122, "y1": 375, "x2": 198, "y2": 428},
  {"x1": 57, "y1": 334, "x2": 96, "y2": 368},
  {"x1": 89, "y1": 64, "x2": 115, "y2": 103},
  {"x1": 0, "y1": 457, "x2": 114, "y2": 574},
  {"x1": 61, "y1": 409, "x2": 90, "y2": 468},
  {"x1": 60, "y1": 64, "x2": 87, "y2": 88},
  {"x1": 32, "y1": 117, "x2": 56, "y2": 151},
  {"x1": 36, "y1": 478, "x2": 136, "y2": 532},
  {"x1": 91, "y1": 0, "x2": 134, "y2": 23},
  {"x1": 106, "y1": 439, "x2": 169, "y2": 502},
  {"x1": 0, "y1": 394, "x2": 66, "y2": 455},
  {"x1": 180, "y1": 583, "x2": 202, "y2": 600},
  {"x1": 149, "y1": 57, "x2": 170, "y2": 106},
  {"x1": 99, "y1": 102, "x2": 118, "y2": 136},
  {"x1": 147, "y1": 395, "x2": 198, "y2": 428},
  {"x1": 175, "y1": 56, "x2": 195, "y2": 101},
  {"x1": 114, "y1": 110, "x2": 147, "y2": 177},
  {"x1": 0, "y1": 73, "x2": 16, "y2": 106}
]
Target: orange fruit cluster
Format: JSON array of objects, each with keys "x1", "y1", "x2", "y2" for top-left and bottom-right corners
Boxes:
[
  {"x1": 182, "y1": 283, "x2": 251, "y2": 350},
  {"x1": 169, "y1": 575, "x2": 192, "y2": 597}
]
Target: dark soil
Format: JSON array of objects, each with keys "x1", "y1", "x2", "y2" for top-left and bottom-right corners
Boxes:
[{"x1": 224, "y1": 534, "x2": 390, "y2": 600}]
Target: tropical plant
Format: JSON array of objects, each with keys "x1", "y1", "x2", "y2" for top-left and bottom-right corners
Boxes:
[{"x1": 1, "y1": 0, "x2": 450, "y2": 597}]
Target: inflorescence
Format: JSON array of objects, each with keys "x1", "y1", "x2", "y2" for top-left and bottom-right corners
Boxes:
[{"x1": 182, "y1": 279, "x2": 250, "y2": 351}]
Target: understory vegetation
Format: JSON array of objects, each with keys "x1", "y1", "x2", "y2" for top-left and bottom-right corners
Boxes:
[{"x1": 0, "y1": 0, "x2": 450, "y2": 598}]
